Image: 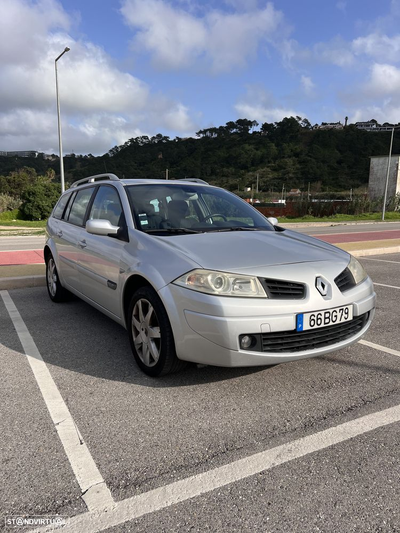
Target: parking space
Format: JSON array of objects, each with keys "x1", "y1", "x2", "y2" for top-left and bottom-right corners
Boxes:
[
  {"x1": 0, "y1": 298, "x2": 86, "y2": 524},
  {"x1": 1, "y1": 253, "x2": 399, "y2": 532}
]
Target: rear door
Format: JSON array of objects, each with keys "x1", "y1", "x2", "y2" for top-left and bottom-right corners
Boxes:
[
  {"x1": 56, "y1": 186, "x2": 96, "y2": 292},
  {"x1": 78, "y1": 185, "x2": 126, "y2": 318}
]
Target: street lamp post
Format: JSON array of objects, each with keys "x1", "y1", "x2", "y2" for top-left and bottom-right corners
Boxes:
[
  {"x1": 382, "y1": 127, "x2": 395, "y2": 221},
  {"x1": 55, "y1": 47, "x2": 70, "y2": 193}
]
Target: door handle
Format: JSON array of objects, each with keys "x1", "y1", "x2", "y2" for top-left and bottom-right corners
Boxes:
[
  {"x1": 78, "y1": 239, "x2": 87, "y2": 248},
  {"x1": 57, "y1": 230, "x2": 63, "y2": 238}
]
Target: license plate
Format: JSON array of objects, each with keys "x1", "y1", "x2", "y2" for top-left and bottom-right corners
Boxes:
[{"x1": 296, "y1": 305, "x2": 353, "y2": 332}]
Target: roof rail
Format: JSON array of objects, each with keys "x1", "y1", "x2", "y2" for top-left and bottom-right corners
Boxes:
[
  {"x1": 178, "y1": 178, "x2": 209, "y2": 184},
  {"x1": 70, "y1": 173, "x2": 120, "y2": 188}
]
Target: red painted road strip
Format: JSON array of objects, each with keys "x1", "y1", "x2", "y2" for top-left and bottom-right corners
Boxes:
[
  {"x1": 315, "y1": 229, "x2": 400, "y2": 243},
  {"x1": 0, "y1": 249, "x2": 44, "y2": 266}
]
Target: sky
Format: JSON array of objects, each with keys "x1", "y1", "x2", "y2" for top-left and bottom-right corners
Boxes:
[{"x1": 1, "y1": 0, "x2": 400, "y2": 155}]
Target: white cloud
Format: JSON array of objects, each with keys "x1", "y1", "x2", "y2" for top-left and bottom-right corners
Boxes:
[
  {"x1": 300, "y1": 75, "x2": 315, "y2": 96},
  {"x1": 0, "y1": 0, "x2": 198, "y2": 155},
  {"x1": 364, "y1": 63, "x2": 400, "y2": 97},
  {"x1": 281, "y1": 36, "x2": 355, "y2": 69},
  {"x1": 349, "y1": 105, "x2": 400, "y2": 125},
  {"x1": 0, "y1": 0, "x2": 70, "y2": 66},
  {"x1": 352, "y1": 33, "x2": 400, "y2": 63},
  {"x1": 235, "y1": 86, "x2": 303, "y2": 123},
  {"x1": 224, "y1": 0, "x2": 260, "y2": 10},
  {"x1": 342, "y1": 63, "x2": 400, "y2": 124},
  {"x1": 312, "y1": 38, "x2": 355, "y2": 67},
  {"x1": 120, "y1": 0, "x2": 287, "y2": 72}
]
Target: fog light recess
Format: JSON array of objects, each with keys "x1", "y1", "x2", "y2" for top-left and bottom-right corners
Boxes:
[{"x1": 240, "y1": 335, "x2": 253, "y2": 349}]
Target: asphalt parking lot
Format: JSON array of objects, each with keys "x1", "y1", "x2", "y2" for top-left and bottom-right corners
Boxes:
[{"x1": 1, "y1": 254, "x2": 400, "y2": 532}]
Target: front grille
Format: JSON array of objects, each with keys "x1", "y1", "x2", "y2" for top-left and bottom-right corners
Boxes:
[
  {"x1": 335, "y1": 268, "x2": 356, "y2": 292},
  {"x1": 260, "y1": 278, "x2": 305, "y2": 299},
  {"x1": 261, "y1": 312, "x2": 369, "y2": 353}
]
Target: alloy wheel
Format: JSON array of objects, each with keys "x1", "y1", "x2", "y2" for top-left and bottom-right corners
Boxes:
[
  {"x1": 47, "y1": 258, "x2": 57, "y2": 298},
  {"x1": 131, "y1": 298, "x2": 161, "y2": 367}
]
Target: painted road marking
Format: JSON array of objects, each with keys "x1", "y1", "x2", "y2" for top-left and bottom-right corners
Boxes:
[
  {"x1": 373, "y1": 282, "x2": 400, "y2": 290},
  {"x1": 0, "y1": 290, "x2": 114, "y2": 512},
  {"x1": 0, "y1": 287, "x2": 393, "y2": 532},
  {"x1": 359, "y1": 339, "x2": 400, "y2": 358},
  {"x1": 34, "y1": 403, "x2": 400, "y2": 533}
]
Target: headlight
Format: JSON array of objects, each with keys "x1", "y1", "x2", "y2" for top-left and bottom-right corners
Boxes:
[
  {"x1": 348, "y1": 256, "x2": 367, "y2": 284},
  {"x1": 173, "y1": 269, "x2": 267, "y2": 297}
]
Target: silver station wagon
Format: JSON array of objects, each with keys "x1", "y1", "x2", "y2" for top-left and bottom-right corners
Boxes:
[{"x1": 45, "y1": 174, "x2": 376, "y2": 376}]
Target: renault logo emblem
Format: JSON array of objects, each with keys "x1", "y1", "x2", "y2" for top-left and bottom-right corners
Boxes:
[{"x1": 316, "y1": 277, "x2": 329, "y2": 296}]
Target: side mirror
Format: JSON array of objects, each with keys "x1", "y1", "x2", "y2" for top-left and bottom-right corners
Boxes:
[
  {"x1": 86, "y1": 219, "x2": 119, "y2": 236},
  {"x1": 267, "y1": 217, "x2": 278, "y2": 226}
]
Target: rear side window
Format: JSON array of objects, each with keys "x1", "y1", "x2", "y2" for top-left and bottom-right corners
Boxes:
[
  {"x1": 53, "y1": 192, "x2": 72, "y2": 220},
  {"x1": 67, "y1": 188, "x2": 95, "y2": 226}
]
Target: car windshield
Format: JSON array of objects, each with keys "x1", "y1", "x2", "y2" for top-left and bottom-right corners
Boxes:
[{"x1": 125, "y1": 183, "x2": 275, "y2": 235}]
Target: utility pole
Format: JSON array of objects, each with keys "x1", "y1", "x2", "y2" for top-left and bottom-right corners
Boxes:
[
  {"x1": 166, "y1": 168, "x2": 169, "y2": 180},
  {"x1": 256, "y1": 173, "x2": 259, "y2": 193},
  {"x1": 382, "y1": 127, "x2": 394, "y2": 221},
  {"x1": 55, "y1": 46, "x2": 70, "y2": 193}
]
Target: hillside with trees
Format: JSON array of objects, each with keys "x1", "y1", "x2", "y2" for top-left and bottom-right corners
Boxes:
[
  {"x1": 1, "y1": 117, "x2": 399, "y2": 219},
  {"x1": 53, "y1": 117, "x2": 399, "y2": 194}
]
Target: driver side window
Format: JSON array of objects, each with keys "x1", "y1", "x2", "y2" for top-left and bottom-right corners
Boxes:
[
  {"x1": 89, "y1": 186, "x2": 123, "y2": 227},
  {"x1": 201, "y1": 193, "x2": 255, "y2": 226}
]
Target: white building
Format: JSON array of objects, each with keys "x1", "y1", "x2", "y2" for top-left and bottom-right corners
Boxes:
[{"x1": 369, "y1": 155, "x2": 400, "y2": 200}]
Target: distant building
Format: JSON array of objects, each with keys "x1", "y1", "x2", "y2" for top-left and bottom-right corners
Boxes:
[
  {"x1": 369, "y1": 155, "x2": 400, "y2": 200},
  {"x1": 355, "y1": 121, "x2": 395, "y2": 132},
  {"x1": 0, "y1": 150, "x2": 39, "y2": 157},
  {"x1": 317, "y1": 122, "x2": 343, "y2": 130},
  {"x1": 287, "y1": 188, "x2": 301, "y2": 196}
]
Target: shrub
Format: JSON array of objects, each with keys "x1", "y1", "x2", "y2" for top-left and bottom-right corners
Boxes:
[
  {"x1": 20, "y1": 181, "x2": 61, "y2": 221},
  {"x1": 0, "y1": 208, "x2": 22, "y2": 221},
  {"x1": 0, "y1": 193, "x2": 22, "y2": 213}
]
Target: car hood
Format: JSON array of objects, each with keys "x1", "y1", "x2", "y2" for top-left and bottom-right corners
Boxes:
[{"x1": 156, "y1": 229, "x2": 349, "y2": 274}]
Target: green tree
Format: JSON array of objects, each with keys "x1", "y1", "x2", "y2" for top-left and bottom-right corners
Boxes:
[{"x1": 20, "y1": 178, "x2": 61, "y2": 220}]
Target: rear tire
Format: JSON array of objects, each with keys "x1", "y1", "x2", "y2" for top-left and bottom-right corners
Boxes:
[
  {"x1": 46, "y1": 254, "x2": 68, "y2": 303},
  {"x1": 128, "y1": 286, "x2": 185, "y2": 376}
]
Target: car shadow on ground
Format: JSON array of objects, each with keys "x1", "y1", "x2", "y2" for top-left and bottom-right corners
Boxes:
[
  {"x1": 4, "y1": 287, "x2": 398, "y2": 391},
  {"x1": 1, "y1": 289, "x2": 269, "y2": 388}
]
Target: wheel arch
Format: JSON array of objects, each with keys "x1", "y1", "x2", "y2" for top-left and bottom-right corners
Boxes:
[
  {"x1": 43, "y1": 245, "x2": 52, "y2": 263},
  {"x1": 122, "y1": 274, "x2": 153, "y2": 327}
]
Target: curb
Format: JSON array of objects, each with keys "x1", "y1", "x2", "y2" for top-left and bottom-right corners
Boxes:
[
  {"x1": 349, "y1": 246, "x2": 400, "y2": 257},
  {"x1": 0, "y1": 275, "x2": 47, "y2": 290}
]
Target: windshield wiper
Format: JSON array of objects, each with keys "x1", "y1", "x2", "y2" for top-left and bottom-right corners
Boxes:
[
  {"x1": 146, "y1": 228, "x2": 202, "y2": 234},
  {"x1": 206, "y1": 227, "x2": 267, "y2": 233}
]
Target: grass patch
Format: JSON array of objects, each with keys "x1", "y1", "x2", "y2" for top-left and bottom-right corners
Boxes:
[
  {"x1": 0, "y1": 229, "x2": 45, "y2": 235},
  {"x1": 0, "y1": 219, "x2": 47, "y2": 227},
  {"x1": 279, "y1": 212, "x2": 400, "y2": 223}
]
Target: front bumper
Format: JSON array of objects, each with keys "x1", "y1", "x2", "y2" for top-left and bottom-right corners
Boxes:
[{"x1": 158, "y1": 278, "x2": 376, "y2": 367}]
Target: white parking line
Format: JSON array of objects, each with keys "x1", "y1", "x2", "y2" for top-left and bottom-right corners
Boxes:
[
  {"x1": 373, "y1": 283, "x2": 400, "y2": 290},
  {"x1": 3, "y1": 286, "x2": 396, "y2": 533},
  {"x1": 34, "y1": 403, "x2": 400, "y2": 533},
  {"x1": 0, "y1": 290, "x2": 114, "y2": 513},
  {"x1": 359, "y1": 339, "x2": 400, "y2": 358}
]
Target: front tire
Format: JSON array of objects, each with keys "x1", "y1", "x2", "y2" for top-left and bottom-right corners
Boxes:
[
  {"x1": 46, "y1": 254, "x2": 68, "y2": 303},
  {"x1": 128, "y1": 286, "x2": 185, "y2": 376}
]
